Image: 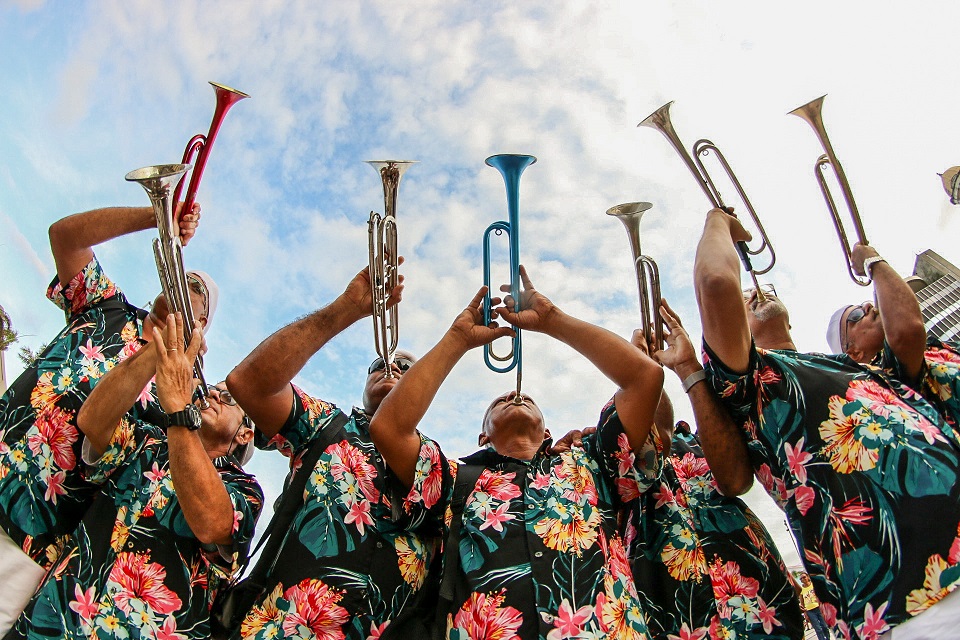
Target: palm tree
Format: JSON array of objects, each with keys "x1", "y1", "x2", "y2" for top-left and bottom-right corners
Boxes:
[{"x1": 0, "y1": 302, "x2": 18, "y2": 394}]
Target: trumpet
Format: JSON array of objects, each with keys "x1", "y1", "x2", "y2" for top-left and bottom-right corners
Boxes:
[
  {"x1": 366, "y1": 160, "x2": 416, "y2": 378},
  {"x1": 126, "y1": 163, "x2": 210, "y2": 405},
  {"x1": 607, "y1": 202, "x2": 663, "y2": 350},
  {"x1": 639, "y1": 101, "x2": 776, "y2": 299},
  {"x1": 483, "y1": 154, "x2": 536, "y2": 402},
  {"x1": 789, "y1": 95, "x2": 870, "y2": 286},
  {"x1": 171, "y1": 82, "x2": 249, "y2": 221}
]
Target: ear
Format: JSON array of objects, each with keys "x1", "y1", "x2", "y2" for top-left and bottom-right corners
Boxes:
[
  {"x1": 236, "y1": 424, "x2": 254, "y2": 446},
  {"x1": 478, "y1": 432, "x2": 490, "y2": 446},
  {"x1": 198, "y1": 316, "x2": 209, "y2": 330},
  {"x1": 543, "y1": 428, "x2": 552, "y2": 441}
]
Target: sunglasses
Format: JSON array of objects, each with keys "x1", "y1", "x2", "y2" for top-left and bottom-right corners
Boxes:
[
  {"x1": 186, "y1": 274, "x2": 210, "y2": 319},
  {"x1": 367, "y1": 356, "x2": 415, "y2": 375},
  {"x1": 841, "y1": 304, "x2": 869, "y2": 350},
  {"x1": 207, "y1": 384, "x2": 238, "y2": 406}
]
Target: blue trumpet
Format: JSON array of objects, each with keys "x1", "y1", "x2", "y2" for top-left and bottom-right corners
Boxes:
[{"x1": 482, "y1": 154, "x2": 537, "y2": 396}]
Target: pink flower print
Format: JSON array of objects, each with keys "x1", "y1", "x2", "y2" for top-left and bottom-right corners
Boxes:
[
  {"x1": 367, "y1": 620, "x2": 389, "y2": 639},
  {"x1": 667, "y1": 622, "x2": 708, "y2": 640},
  {"x1": 233, "y1": 509, "x2": 243, "y2": 533},
  {"x1": 479, "y1": 502, "x2": 514, "y2": 533},
  {"x1": 846, "y1": 379, "x2": 900, "y2": 418},
  {"x1": 616, "y1": 477, "x2": 641, "y2": 502},
  {"x1": 44, "y1": 470, "x2": 67, "y2": 504},
  {"x1": 415, "y1": 440, "x2": 444, "y2": 509},
  {"x1": 451, "y1": 590, "x2": 523, "y2": 640},
  {"x1": 329, "y1": 442, "x2": 380, "y2": 503},
  {"x1": 819, "y1": 602, "x2": 838, "y2": 628},
  {"x1": 68, "y1": 585, "x2": 99, "y2": 621},
  {"x1": 784, "y1": 438, "x2": 813, "y2": 484},
  {"x1": 530, "y1": 472, "x2": 551, "y2": 491},
  {"x1": 857, "y1": 601, "x2": 890, "y2": 639},
  {"x1": 156, "y1": 616, "x2": 186, "y2": 640},
  {"x1": 345, "y1": 498, "x2": 374, "y2": 536},
  {"x1": 794, "y1": 485, "x2": 816, "y2": 516},
  {"x1": 108, "y1": 552, "x2": 182, "y2": 615},
  {"x1": 476, "y1": 470, "x2": 522, "y2": 502},
  {"x1": 282, "y1": 579, "x2": 350, "y2": 639},
  {"x1": 79, "y1": 338, "x2": 106, "y2": 364},
  {"x1": 756, "y1": 598, "x2": 779, "y2": 634},
  {"x1": 29, "y1": 405, "x2": 78, "y2": 470},
  {"x1": 653, "y1": 483, "x2": 677, "y2": 509},
  {"x1": 673, "y1": 452, "x2": 710, "y2": 484},
  {"x1": 545, "y1": 598, "x2": 593, "y2": 640},
  {"x1": 708, "y1": 559, "x2": 759, "y2": 602},
  {"x1": 144, "y1": 461, "x2": 167, "y2": 485},
  {"x1": 137, "y1": 382, "x2": 154, "y2": 409}
]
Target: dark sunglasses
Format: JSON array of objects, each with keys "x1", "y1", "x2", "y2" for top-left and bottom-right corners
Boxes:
[
  {"x1": 742, "y1": 283, "x2": 778, "y2": 299},
  {"x1": 841, "y1": 304, "x2": 869, "y2": 351},
  {"x1": 368, "y1": 356, "x2": 415, "y2": 375}
]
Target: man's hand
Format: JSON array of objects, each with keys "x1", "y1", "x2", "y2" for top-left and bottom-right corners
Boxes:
[
  {"x1": 708, "y1": 207, "x2": 752, "y2": 245},
  {"x1": 653, "y1": 299, "x2": 701, "y2": 379},
  {"x1": 495, "y1": 265, "x2": 559, "y2": 333},
  {"x1": 850, "y1": 242, "x2": 878, "y2": 277},
  {"x1": 549, "y1": 426, "x2": 597, "y2": 454},
  {"x1": 153, "y1": 313, "x2": 204, "y2": 413},
  {"x1": 175, "y1": 202, "x2": 201, "y2": 247},
  {"x1": 342, "y1": 259, "x2": 405, "y2": 320},
  {"x1": 449, "y1": 287, "x2": 515, "y2": 351}
]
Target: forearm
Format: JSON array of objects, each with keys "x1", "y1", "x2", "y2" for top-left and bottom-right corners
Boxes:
[
  {"x1": 694, "y1": 212, "x2": 751, "y2": 372},
  {"x1": 167, "y1": 428, "x2": 236, "y2": 545},
  {"x1": 370, "y1": 332, "x2": 468, "y2": 487},
  {"x1": 228, "y1": 296, "x2": 365, "y2": 435},
  {"x1": 50, "y1": 206, "x2": 155, "y2": 285},
  {"x1": 77, "y1": 343, "x2": 158, "y2": 455},
  {"x1": 673, "y1": 360, "x2": 753, "y2": 495},
  {"x1": 872, "y1": 261, "x2": 926, "y2": 379}
]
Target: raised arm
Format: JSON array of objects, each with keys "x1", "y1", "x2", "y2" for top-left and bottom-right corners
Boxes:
[
  {"x1": 49, "y1": 203, "x2": 199, "y2": 285},
  {"x1": 654, "y1": 299, "x2": 753, "y2": 496},
  {"x1": 77, "y1": 340, "x2": 159, "y2": 456},
  {"x1": 227, "y1": 266, "x2": 401, "y2": 438},
  {"x1": 369, "y1": 287, "x2": 513, "y2": 487},
  {"x1": 852, "y1": 243, "x2": 926, "y2": 381},
  {"x1": 693, "y1": 208, "x2": 754, "y2": 373},
  {"x1": 496, "y1": 266, "x2": 664, "y2": 455},
  {"x1": 153, "y1": 316, "x2": 236, "y2": 545}
]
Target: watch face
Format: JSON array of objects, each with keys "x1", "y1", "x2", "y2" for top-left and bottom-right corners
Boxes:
[{"x1": 185, "y1": 404, "x2": 202, "y2": 430}]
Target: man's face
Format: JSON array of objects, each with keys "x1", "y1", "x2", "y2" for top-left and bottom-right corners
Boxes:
[
  {"x1": 146, "y1": 281, "x2": 208, "y2": 335},
  {"x1": 201, "y1": 381, "x2": 250, "y2": 448},
  {"x1": 742, "y1": 288, "x2": 789, "y2": 332},
  {"x1": 480, "y1": 391, "x2": 546, "y2": 445},
  {"x1": 841, "y1": 301, "x2": 884, "y2": 360},
  {"x1": 361, "y1": 351, "x2": 416, "y2": 414}
]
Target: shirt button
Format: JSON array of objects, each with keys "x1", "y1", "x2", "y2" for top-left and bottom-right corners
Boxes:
[
  {"x1": 543, "y1": 614, "x2": 554, "y2": 623},
  {"x1": 527, "y1": 504, "x2": 535, "y2": 510},
  {"x1": 534, "y1": 551, "x2": 543, "y2": 558},
  {"x1": 376, "y1": 541, "x2": 384, "y2": 549}
]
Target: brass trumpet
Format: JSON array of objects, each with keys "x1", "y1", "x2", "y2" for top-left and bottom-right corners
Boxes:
[
  {"x1": 639, "y1": 101, "x2": 776, "y2": 298},
  {"x1": 607, "y1": 202, "x2": 663, "y2": 350},
  {"x1": 126, "y1": 163, "x2": 210, "y2": 405},
  {"x1": 367, "y1": 160, "x2": 416, "y2": 378},
  {"x1": 789, "y1": 95, "x2": 870, "y2": 286}
]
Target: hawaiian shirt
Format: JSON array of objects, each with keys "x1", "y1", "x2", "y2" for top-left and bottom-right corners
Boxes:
[
  {"x1": 703, "y1": 340, "x2": 960, "y2": 640},
  {"x1": 0, "y1": 256, "x2": 145, "y2": 565},
  {"x1": 877, "y1": 337, "x2": 960, "y2": 442},
  {"x1": 237, "y1": 386, "x2": 450, "y2": 640},
  {"x1": 630, "y1": 424, "x2": 805, "y2": 640},
  {"x1": 443, "y1": 399, "x2": 659, "y2": 640},
  {"x1": 6, "y1": 409, "x2": 263, "y2": 640}
]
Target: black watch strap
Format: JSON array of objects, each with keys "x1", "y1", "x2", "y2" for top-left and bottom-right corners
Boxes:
[{"x1": 164, "y1": 404, "x2": 202, "y2": 431}]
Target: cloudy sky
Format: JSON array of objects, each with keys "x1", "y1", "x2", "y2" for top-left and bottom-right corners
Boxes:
[{"x1": 3, "y1": 0, "x2": 959, "y2": 565}]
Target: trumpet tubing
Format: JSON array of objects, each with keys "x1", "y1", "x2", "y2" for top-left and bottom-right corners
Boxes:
[
  {"x1": 789, "y1": 95, "x2": 870, "y2": 286},
  {"x1": 482, "y1": 154, "x2": 537, "y2": 396},
  {"x1": 366, "y1": 160, "x2": 416, "y2": 378},
  {"x1": 606, "y1": 202, "x2": 663, "y2": 351},
  {"x1": 126, "y1": 164, "x2": 209, "y2": 402}
]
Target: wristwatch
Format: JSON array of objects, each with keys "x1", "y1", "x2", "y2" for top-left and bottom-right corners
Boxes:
[{"x1": 163, "y1": 404, "x2": 202, "y2": 431}]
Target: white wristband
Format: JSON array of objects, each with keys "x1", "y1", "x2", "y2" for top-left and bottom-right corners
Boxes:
[
  {"x1": 682, "y1": 369, "x2": 707, "y2": 393},
  {"x1": 863, "y1": 255, "x2": 886, "y2": 277}
]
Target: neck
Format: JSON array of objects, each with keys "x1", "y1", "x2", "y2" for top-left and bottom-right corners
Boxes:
[
  {"x1": 753, "y1": 324, "x2": 796, "y2": 352},
  {"x1": 488, "y1": 431, "x2": 545, "y2": 461}
]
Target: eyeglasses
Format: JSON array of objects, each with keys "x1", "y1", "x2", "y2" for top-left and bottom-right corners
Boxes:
[
  {"x1": 367, "y1": 356, "x2": 415, "y2": 375},
  {"x1": 206, "y1": 384, "x2": 238, "y2": 406},
  {"x1": 841, "y1": 303, "x2": 869, "y2": 351},
  {"x1": 742, "y1": 283, "x2": 778, "y2": 300},
  {"x1": 186, "y1": 274, "x2": 210, "y2": 319}
]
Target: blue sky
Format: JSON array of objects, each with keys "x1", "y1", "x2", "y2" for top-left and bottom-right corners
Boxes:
[{"x1": 3, "y1": 0, "x2": 960, "y2": 564}]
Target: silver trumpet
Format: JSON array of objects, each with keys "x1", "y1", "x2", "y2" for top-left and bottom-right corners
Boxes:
[
  {"x1": 366, "y1": 160, "x2": 416, "y2": 378},
  {"x1": 789, "y1": 95, "x2": 871, "y2": 286},
  {"x1": 606, "y1": 202, "x2": 663, "y2": 351},
  {"x1": 126, "y1": 163, "x2": 210, "y2": 406},
  {"x1": 640, "y1": 101, "x2": 776, "y2": 299}
]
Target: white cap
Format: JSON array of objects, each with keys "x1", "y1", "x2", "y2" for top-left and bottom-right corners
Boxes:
[
  {"x1": 826, "y1": 305, "x2": 853, "y2": 354},
  {"x1": 185, "y1": 270, "x2": 219, "y2": 332}
]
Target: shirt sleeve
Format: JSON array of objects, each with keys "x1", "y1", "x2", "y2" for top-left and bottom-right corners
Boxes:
[
  {"x1": 876, "y1": 339, "x2": 927, "y2": 390},
  {"x1": 202, "y1": 463, "x2": 265, "y2": 575},
  {"x1": 47, "y1": 255, "x2": 120, "y2": 319},
  {"x1": 82, "y1": 415, "x2": 152, "y2": 485},
  {"x1": 393, "y1": 434, "x2": 453, "y2": 526},
  {"x1": 589, "y1": 397, "x2": 662, "y2": 504},
  {"x1": 253, "y1": 384, "x2": 343, "y2": 462}
]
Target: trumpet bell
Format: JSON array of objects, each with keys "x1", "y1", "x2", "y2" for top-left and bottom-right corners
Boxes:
[{"x1": 606, "y1": 202, "x2": 663, "y2": 350}]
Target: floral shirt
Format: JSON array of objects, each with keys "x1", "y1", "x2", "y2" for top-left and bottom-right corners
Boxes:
[
  {"x1": 878, "y1": 338, "x2": 960, "y2": 442},
  {"x1": 630, "y1": 425, "x2": 805, "y2": 640},
  {"x1": 6, "y1": 409, "x2": 263, "y2": 640},
  {"x1": 0, "y1": 256, "x2": 145, "y2": 565},
  {"x1": 703, "y1": 341, "x2": 960, "y2": 640},
  {"x1": 443, "y1": 400, "x2": 659, "y2": 640},
  {"x1": 237, "y1": 386, "x2": 450, "y2": 640}
]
